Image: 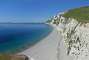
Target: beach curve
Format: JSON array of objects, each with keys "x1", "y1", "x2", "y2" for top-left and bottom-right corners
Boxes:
[{"x1": 18, "y1": 25, "x2": 61, "y2": 60}]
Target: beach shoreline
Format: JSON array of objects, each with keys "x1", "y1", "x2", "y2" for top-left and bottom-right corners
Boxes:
[{"x1": 18, "y1": 25, "x2": 61, "y2": 60}]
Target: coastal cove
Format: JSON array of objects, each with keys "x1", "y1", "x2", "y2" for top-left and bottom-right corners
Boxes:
[{"x1": 0, "y1": 23, "x2": 53, "y2": 54}]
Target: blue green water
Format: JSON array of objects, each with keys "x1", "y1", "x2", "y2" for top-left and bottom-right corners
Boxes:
[{"x1": 0, "y1": 23, "x2": 53, "y2": 54}]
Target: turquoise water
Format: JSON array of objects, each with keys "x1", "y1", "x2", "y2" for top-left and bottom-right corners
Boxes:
[{"x1": 0, "y1": 23, "x2": 53, "y2": 54}]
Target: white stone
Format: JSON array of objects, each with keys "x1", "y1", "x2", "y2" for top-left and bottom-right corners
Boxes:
[{"x1": 50, "y1": 13, "x2": 89, "y2": 60}]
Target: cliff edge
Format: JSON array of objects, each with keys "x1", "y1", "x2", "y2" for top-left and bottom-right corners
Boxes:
[{"x1": 48, "y1": 6, "x2": 89, "y2": 60}]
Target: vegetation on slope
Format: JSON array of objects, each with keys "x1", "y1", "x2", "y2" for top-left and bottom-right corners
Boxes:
[
  {"x1": 62, "y1": 6, "x2": 89, "y2": 22},
  {"x1": 46, "y1": 19, "x2": 52, "y2": 23}
]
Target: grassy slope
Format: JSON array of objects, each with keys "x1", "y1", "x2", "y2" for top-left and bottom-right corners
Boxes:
[{"x1": 62, "y1": 6, "x2": 89, "y2": 22}]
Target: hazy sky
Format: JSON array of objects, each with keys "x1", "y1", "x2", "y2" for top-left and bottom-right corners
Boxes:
[{"x1": 0, "y1": 0, "x2": 89, "y2": 23}]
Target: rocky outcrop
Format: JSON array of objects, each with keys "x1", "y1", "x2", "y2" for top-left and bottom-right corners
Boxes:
[
  {"x1": 50, "y1": 13, "x2": 89, "y2": 60},
  {"x1": 0, "y1": 54, "x2": 30, "y2": 60}
]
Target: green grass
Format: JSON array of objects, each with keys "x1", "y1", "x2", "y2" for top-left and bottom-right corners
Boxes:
[{"x1": 62, "y1": 6, "x2": 89, "y2": 23}]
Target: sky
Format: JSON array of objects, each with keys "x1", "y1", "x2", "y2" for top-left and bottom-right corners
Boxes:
[{"x1": 0, "y1": 0, "x2": 89, "y2": 23}]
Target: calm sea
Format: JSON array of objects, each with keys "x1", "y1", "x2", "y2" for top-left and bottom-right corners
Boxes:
[{"x1": 0, "y1": 23, "x2": 53, "y2": 54}]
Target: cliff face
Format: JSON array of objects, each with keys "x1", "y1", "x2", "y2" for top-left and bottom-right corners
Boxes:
[{"x1": 50, "y1": 13, "x2": 89, "y2": 60}]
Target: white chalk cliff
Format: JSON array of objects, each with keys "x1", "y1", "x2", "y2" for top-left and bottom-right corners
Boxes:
[{"x1": 49, "y1": 12, "x2": 89, "y2": 60}]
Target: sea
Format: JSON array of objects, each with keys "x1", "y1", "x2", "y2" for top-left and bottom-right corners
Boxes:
[{"x1": 0, "y1": 23, "x2": 53, "y2": 54}]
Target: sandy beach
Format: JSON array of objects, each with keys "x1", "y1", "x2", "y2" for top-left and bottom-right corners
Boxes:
[{"x1": 18, "y1": 27, "x2": 62, "y2": 60}]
